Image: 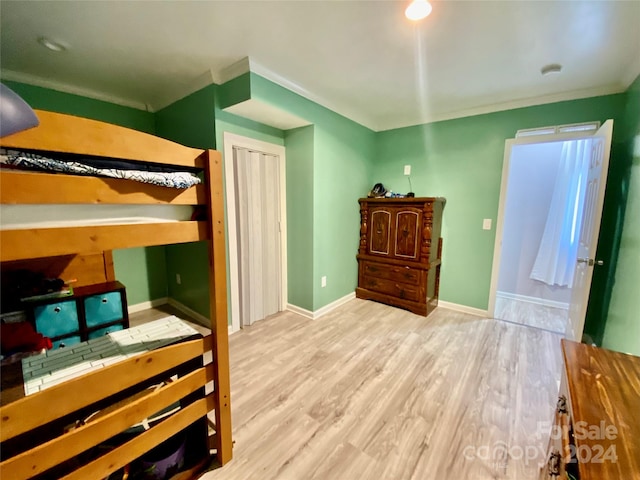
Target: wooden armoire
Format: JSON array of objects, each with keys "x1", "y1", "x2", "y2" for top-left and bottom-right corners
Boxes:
[{"x1": 356, "y1": 197, "x2": 445, "y2": 316}]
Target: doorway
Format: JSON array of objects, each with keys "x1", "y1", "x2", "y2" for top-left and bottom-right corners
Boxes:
[
  {"x1": 223, "y1": 133, "x2": 287, "y2": 333},
  {"x1": 489, "y1": 122, "x2": 613, "y2": 337}
]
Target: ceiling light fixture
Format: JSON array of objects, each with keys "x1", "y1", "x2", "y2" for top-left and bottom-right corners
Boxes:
[
  {"x1": 541, "y1": 63, "x2": 562, "y2": 76},
  {"x1": 405, "y1": 0, "x2": 432, "y2": 21},
  {"x1": 38, "y1": 36, "x2": 67, "y2": 52}
]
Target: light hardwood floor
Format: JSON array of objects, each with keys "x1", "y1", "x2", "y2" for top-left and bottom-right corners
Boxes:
[
  {"x1": 156, "y1": 299, "x2": 559, "y2": 480},
  {"x1": 495, "y1": 294, "x2": 568, "y2": 334}
]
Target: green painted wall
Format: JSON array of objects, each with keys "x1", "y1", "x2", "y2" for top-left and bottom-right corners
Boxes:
[
  {"x1": 602, "y1": 75, "x2": 640, "y2": 355},
  {"x1": 2, "y1": 81, "x2": 164, "y2": 306},
  {"x1": 284, "y1": 126, "x2": 315, "y2": 310},
  {"x1": 154, "y1": 85, "x2": 217, "y2": 319},
  {"x1": 312, "y1": 120, "x2": 374, "y2": 309},
  {"x1": 249, "y1": 73, "x2": 375, "y2": 311},
  {"x1": 217, "y1": 74, "x2": 251, "y2": 110},
  {"x1": 155, "y1": 84, "x2": 216, "y2": 149},
  {"x1": 374, "y1": 94, "x2": 628, "y2": 312},
  {"x1": 12, "y1": 74, "x2": 633, "y2": 338},
  {"x1": 114, "y1": 247, "x2": 167, "y2": 305},
  {"x1": 3, "y1": 81, "x2": 155, "y2": 133}
]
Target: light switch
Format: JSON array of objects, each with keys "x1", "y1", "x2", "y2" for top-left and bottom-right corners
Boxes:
[
  {"x1": 483, "y1": 219, "x2": 492, "y2": 230},
  {"x1": 404, "y1": 165, "x2": 411, "y2": 176}
]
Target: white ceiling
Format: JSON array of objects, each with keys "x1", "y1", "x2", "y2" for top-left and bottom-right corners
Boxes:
[{"x1": 1, "y1": 1, "x2": 638, "y2": 132}]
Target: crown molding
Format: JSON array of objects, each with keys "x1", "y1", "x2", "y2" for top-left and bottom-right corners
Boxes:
[
  {"x1": 217, "y1": 57, "x2": 251, "y2": 85},
  {"x1": 375, "y1": 83, "x2": 629, "y2": 132},
  {"x1": 0, "y1": 69, "x2": 149, "y2": 111},
  {"x1": 3, "y1": 63, "x2": 633, "y2": 133},
  {"x1": 247, "y1": 58, "x2": 374, "y2": 131},
  {"x1": 149, "y1": 68, "x2": 216, "y2": 112},
  {"x1": 621, "y1": 54, "x2": 640, "y2": 89}
]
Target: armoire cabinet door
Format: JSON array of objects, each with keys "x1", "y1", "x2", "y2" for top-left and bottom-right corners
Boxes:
[
  {"x1": 394, "y1": 208, "x2": 421, "y2": 259},
  {"x1": 370, "y1": 208, "x2": 391, "y2": 255}
]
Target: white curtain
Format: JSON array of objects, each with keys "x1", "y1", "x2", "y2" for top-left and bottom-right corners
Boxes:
[
  {"x1": 530, "y1": 139, "x2": 592, "y2": 287},
  {"x1": 234, "y1": 147, "x2": 281, "y2": 327}
]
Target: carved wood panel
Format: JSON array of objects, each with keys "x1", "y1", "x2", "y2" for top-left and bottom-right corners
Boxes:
[
  {"x1": 370, "y1": 209, "x2": 391, "y2": 255},
  {"x1": 394, "y1": 210, "x2": 420, "y2": 259}
]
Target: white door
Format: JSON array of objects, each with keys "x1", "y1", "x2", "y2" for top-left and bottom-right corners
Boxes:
[
  {"x1": 234, "y1": 147, "x2": 281, "y2": 327},
  {"x1": 566, "y1": 120, "x2": 614, "y2": 341},
  {"x1": 223, "y1": 133, "x2": 287, "y2": 333}
]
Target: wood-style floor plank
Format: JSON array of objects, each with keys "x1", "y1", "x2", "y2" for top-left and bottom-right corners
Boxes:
[{"x1": 135, "y1": 299, "x2": 563, "y2": 480}]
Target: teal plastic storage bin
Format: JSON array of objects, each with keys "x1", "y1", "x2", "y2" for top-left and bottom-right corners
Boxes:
[
  {"x1": 34, "y1": 300, "x2": 79, "y2": 338},
  {"x1": 84, "y1": 291, "x2": 123, "y2": 328},
  {"x1": 88, "y1": 323, "x2": 124, "y2": 339}
]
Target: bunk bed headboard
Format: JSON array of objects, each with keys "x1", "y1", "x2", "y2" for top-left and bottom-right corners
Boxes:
[{"x1": 1, "y1": 109, "x2": 205, "y2": 168}]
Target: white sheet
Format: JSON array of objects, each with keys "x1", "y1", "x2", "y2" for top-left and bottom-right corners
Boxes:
[{"x1": 0, "y1": 204, "x2": 194, "y2": 230}]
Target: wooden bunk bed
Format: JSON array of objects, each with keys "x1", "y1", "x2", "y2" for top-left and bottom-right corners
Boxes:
[{"x1": 0, "y1": 110, "x2": 232, "y2": 479}]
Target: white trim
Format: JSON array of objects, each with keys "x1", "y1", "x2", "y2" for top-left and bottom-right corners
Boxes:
[
  {"x1": 621, "y1": 53, "x2": 640, "y2": 89},
  {"x1": 496, "y1": 291, "x2": 569, "y2": 310},
  {"x1": 375, "y1": 84, "x2": 627, "y2": 132},
  {"x1": 287, "y1": 292, "x2": 356, "y2": 320},
  {"x1": 5, "y1": 62, "x2": 632, "y2": 133},
  {"x1": 223, "y1": 132, "x2": 288, "y2": 333},
  {"x1": 487, "y1": 129, "x2": 601, "y2": 318},
  {"x1": 202, "y1": 57, "x2": 631, "y2": 132},
  {"x1": 436, "y1": 301, "x2": 488, "y2": 318},
  {"x1": 313, "y1": 292, "x2": 356, "y2": 319},
  {"x1": 248, "y1": 58, "x2": 373, "y2": 130},
  {"x1": 286, "y1": 303, "x2": 314, "y2": 320},
  {"x1": 166, "y1": 298, "x2": 210, "y2": 328},
  {"x1": 167, "y1": 297, "x2": 237, "y2": 336},
  {"x1": 1, "y1": 69, "x2": 149, "y2": 111},
  {"x1": 128, "y1": 297, "x2": 168, "y2": 314},
  {"x1": 487, "y1": 138, "x2": 516, "y2": 318},
  {"x1": 217, "y1": 57, "x2": 251, "y2": 85}
]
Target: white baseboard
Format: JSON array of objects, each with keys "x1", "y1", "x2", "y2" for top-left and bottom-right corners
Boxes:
[
  {"x1": 437, "y1": 301, "x2": 489, "y2": 317},
  {"x1": 496, "y1": 291, "x2": 569, "y2": 310},
  {"x1": 128, "y1": 297, "x2": 168, "y2": 314},
  {"x1": 166, "y1": 298, "x2": 211, "y2": 329},
  {"x1": 129, "y1": 297, "x2": 235, "y2": 335},
  {"x1": 287, "y1": 292, "x2": 356, "y2": 320},
  {"x1": 286, "y1": 303, "x2": 314, "y2": 319}
]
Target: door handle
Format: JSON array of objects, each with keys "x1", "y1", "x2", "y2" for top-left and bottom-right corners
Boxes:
[{"x1": 577, "y1": 258, "x2": 604, "y2": 266}]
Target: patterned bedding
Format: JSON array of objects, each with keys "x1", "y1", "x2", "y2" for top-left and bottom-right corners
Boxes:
[{"x1": 0, "y1": 148, "x2": 201, "y2": 189}]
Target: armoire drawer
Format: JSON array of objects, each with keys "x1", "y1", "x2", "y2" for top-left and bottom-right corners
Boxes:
[
  {"x1": 33, "y1": 300, "x2": 80, "y2": 338},
  {"x1": 362, "y1": 275, "x2": 420, "y2": 302},
  {"x1": 362, "y1": 262, "x2": 421, "y2": 286},
  {"x1": 84, "y1": 291, "x2": 124, "y2": 328}
]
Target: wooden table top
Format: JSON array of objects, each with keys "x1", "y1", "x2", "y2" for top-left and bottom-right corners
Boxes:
[{"x1": 561, "y1": 339, "x2": 640, "y2": 480}]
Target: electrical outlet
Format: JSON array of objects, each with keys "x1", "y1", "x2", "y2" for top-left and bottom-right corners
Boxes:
[
  {"x1": 321, "y1": 276, "x2": 327, "y2": 288},
  {"x1": 176, "y1": 273, "x2": 182, "y2": 285},
  {"x1": 483, "y1": 219, "x2": 492, "y2": 230},
  {"x1": 404, "y1": 165, "x2": 411, "y2": 176}
]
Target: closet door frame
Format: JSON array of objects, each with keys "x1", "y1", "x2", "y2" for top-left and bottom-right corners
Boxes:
[{"x1": 223, "y1": 132, "x2": 287, "y2": 333}]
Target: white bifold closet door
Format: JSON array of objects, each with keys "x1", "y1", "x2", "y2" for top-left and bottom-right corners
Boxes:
[{"x1": 233, "y1": 146, "x2": 282, "y2": 327}]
